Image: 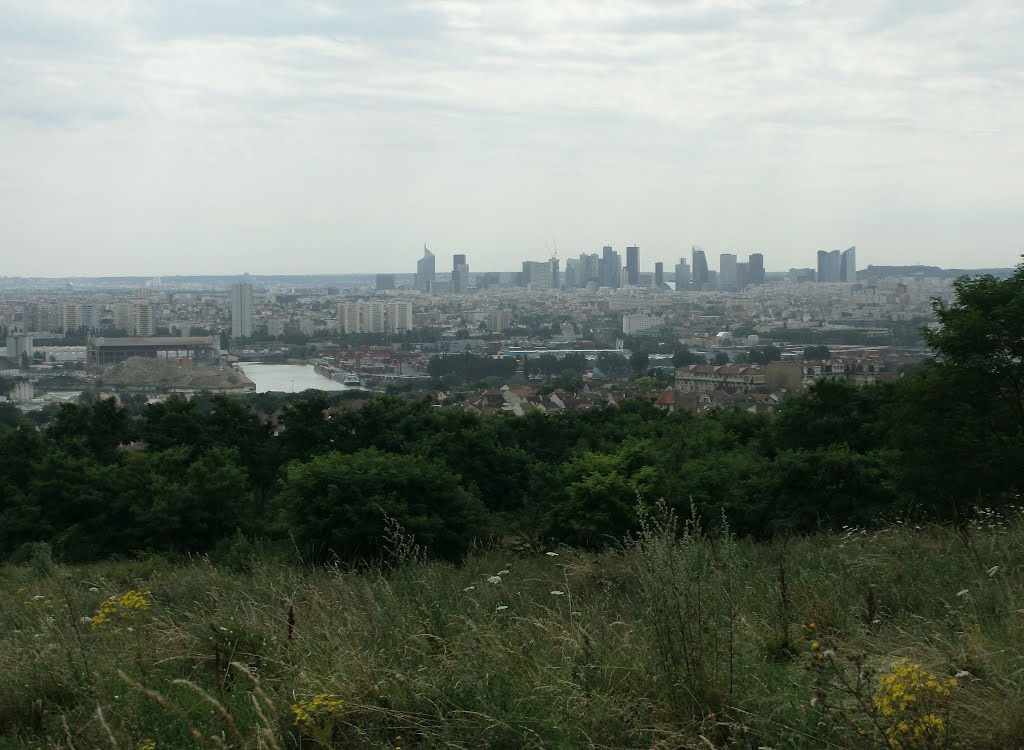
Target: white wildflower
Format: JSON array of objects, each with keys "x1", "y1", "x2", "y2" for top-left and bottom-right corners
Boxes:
[
  {"x1": 487, "y1": 576, "x2": 502, "y2": 584},
  {"x1": 955, "y1": 670, "x2": 970, "y2": 678},
  {"x1": 550, "y1": 590, "x2": 565, "y2": 596},
  {"x1": 957, "y1": 589, "x2": 969, "y2": 597},
  {"x1": 88, "y1": 587, "x2": 99, "y2": 593},
  {"x1": 79, "y1": 616, "x2": 91, "y2": 625},
  {"x1": 810, "y1": 697, "x2": 818, "y2": 708},
  {"x1": 497, "y1": 569, "x2": 510, "y2": 576},
  {"x1": 496, "y1": 605, "x2": 508, "y2": 612},
  {"x1": 545, "y1": 551, "x2": 558, "y2": 557},
  {"x1": 32, "y1": 595, "x2": 45, "y2": 601}
]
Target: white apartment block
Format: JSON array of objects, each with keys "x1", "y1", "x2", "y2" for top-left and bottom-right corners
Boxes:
[
  {"x1": 63, "y1": 303, "x2": 100, "y2": 333},
  {"x1": 338, "y1": 302, "x2": 361, "y2": 334},
  {"x1": 364, "y1": 301, "x2": 386, "y2": 333},
  {"x1": 387, "y1": 302, "x2": 413, "y2": 333},
  {"x1": 622, "y1": 313, "x2": 664, "y2": 335},
  {"x1": 340, "y1": 300, "x2": 414, "y2": 334},
  {"x1": 485, "y1": 310, "x2": 510, "y2": 332}
]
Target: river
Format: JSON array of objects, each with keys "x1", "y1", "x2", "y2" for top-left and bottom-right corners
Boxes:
[{"x1": 234, "y1": 363, "x2": 352, "y2": 393}]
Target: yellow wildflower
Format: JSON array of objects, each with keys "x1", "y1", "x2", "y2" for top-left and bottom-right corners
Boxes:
[
  {"x1": 90, "y1": 590, "x2": 152, "y2": 629},
  {"x1": 291, "y1": 693, "x2": 344, "y2": 734},
  {"x1": 875, "y1": 658, "x2": 957, "y2": 748}
]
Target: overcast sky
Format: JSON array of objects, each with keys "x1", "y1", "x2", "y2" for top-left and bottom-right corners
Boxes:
[{"x1": 2, "y1": 0, "x2": 1021, "y2": 277}]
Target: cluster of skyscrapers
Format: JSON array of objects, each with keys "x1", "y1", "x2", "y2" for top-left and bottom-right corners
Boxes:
[
  {"x1": 410, "y1": 244, "x2": 856, "y2": 293},
  {"x1": 682, "y1": 248, "x2": 766, "y2": 292}
]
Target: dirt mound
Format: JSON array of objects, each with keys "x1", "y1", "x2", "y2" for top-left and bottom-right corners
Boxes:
[{"x1": 101, "y1": 357, "x2": 253, "y2": 390}]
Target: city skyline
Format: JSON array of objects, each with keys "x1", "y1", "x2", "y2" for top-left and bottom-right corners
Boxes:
[{"x1": 2, "y1": 0, "x2": 1022, "y2": 276}]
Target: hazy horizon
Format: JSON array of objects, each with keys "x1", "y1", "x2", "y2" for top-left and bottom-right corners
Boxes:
[{"x1": 2, "y1": 0, "x2": 1021, "y2": 277}]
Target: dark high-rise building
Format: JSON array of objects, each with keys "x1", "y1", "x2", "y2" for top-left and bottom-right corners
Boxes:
[
  {"x1": 521, "y1": 260, "x2": 553, "y2": 290},
  {"x1": 564, "y1": 260, "x2": 578, "y2": 289},
  {"x1": 452, "y1": 253, "x2": 469, "y2": 293},
  {"x1": 840, "y1": 246, "x2": 856, "y2": 282},
  {"x1": 675, "y1": 258, "x2": 691, "y2": 291},
  {"x1": 719, "y1": 253, "x2": 738, "y2": 290},
  {"x1": 626, "y1": 246, "x2": 640, "y2": 286},
  {"x1": 577, "y1": 253, "x2": 600, "y2": 287},
  {"x1": 691, "y1": 246, "x2": 709, "y2": 291},
  {"x1": 654, "y1": 262, "x2": 664, "y2": 288},
  {"x1": 737, "y1": 262, "x2": 749, "y2": 290},
  {"x1": 817, "y1": 250, "x2": 841, "y2": 282},
  {"x1": 600, "y1": 246, "x2": 622, "y2": 288},
  {"x1": 748, "y1": 253, "x2": 765, "y2": 285},
  {"x1": 376, "y1": 274, "x2": 395, "y2": 290},
  {"x1": 550, "y1": 258, "x2": 560, "y2": 290},
  {"x1": 415, "y1": 246, "x2": 435, "y2": 291}
]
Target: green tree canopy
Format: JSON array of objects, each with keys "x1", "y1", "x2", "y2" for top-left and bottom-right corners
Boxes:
[{"x1": 274, "y1": 449, "x2": 485, "y2": 563}]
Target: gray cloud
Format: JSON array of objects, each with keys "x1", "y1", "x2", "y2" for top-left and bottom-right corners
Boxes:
[{"x1": 0, "y1": 0, "x2": 1021, "y2": 274}]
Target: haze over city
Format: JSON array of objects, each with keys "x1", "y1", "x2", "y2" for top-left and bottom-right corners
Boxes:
[{"x1": 2, "y1": 0, "x2": 1022, "y2": 277}]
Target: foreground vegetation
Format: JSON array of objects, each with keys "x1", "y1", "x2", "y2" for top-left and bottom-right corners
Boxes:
[{"x1": 3, "y1": 510, "x2": 1022, "y2": 749}]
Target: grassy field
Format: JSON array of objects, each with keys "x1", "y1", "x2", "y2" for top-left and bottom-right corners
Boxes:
[{"x1": 2, "y1": 508, "x2": 1022, "y2": 750}]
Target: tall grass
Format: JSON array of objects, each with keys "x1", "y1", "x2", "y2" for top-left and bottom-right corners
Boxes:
[{"x1": 1, "y1": 509, "x2": 1021, "y2": 749}]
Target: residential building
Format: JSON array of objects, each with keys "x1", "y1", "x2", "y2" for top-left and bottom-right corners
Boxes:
[
  {"x1": 485, "y1": 310, "x2": 510, "y2": 332},
  {"x1": 112, "y1": 303, "x2": 133, "y2": 334},
  {"x1": 231, "y1": 282, "x2": 254, "y2": 338},
  {"x1": 134, "y1": 302, "x2": 156, "y2": 337},
  {"x1": 338, "y1": 302, "x2": 361, "y2": 334},
  {"x1": 387, "y1": 302, "x2": 413, "y2": 333},
  {"x1": 675, "y1": 364, "x2": 766, "y2": 393},
  {"x1": 63, "y1": 303, "x2": 99, "y2": 333},
  {"x1": 622, "y1": 312, "x2": 664, "y2": 335},
  {"x1": 364, "y1": 301, "x2": 386, "y2": 333}
]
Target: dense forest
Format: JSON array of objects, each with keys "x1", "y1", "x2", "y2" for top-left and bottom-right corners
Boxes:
[{"x1": 0, "y1": 264, "x2": 1021, "y2": 565}]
